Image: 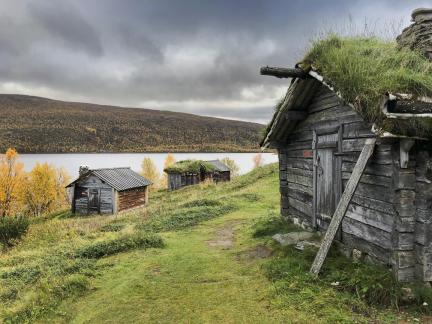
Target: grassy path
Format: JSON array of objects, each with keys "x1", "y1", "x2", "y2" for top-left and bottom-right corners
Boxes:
[{"x1": 45, "y1": 173, "x2": 288, "y2": 323}]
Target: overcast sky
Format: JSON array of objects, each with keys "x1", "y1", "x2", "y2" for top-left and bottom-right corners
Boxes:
[{"x1": 0, "y1": 0, "x2": 429, "y2": 123}]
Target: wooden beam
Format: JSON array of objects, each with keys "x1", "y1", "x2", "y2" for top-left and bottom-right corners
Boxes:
[
  {"x1": 310, "y1": 138, "x2": 377, "y2": 276},
  {"x1": 285, "y1": 110, "x2": 307, "y2": 120},
  {"x1": 260, "y1": 66, "x2": 310, "y2": 79},
  {"x1": 400, "y1": 138, "x2": 415, "y2": 169}
]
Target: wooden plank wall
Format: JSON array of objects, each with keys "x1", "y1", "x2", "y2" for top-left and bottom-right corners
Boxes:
[
  {"x1": 74, "y1": 175, "x2": 113, "y2": 215},
  {"x1": 118, "y1": 187, "x2": 147, "y2": 211},
  {"x1": 414, "y1": 150, "x2": 432, "y2": 281},
  {"x1": 279, "y1": 85, "x2": 396, "y2": 265}
]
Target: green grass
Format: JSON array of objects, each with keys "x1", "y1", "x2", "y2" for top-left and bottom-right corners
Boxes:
[
  {"x1": 164, "y1": 159, "x2": 216, "y2": 173},
  {"x1": 0, "y1": 163, "x2": 429, "y2": 323},
  {"x1": 301, "y1": 36, "x2": 432, "y2": 137}
]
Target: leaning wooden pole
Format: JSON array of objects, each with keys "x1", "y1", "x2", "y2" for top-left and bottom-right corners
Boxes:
[{"x1": 310, "y1": 138, "x2": 377, "y2": 276}]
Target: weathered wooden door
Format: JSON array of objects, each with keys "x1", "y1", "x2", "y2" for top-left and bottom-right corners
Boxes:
[
  {"x1": 88, "y1": 188, "x2": 100, "y2": 213},
  {"x1": 313, "y1": 129, "x2": 341, "y2": 230}
]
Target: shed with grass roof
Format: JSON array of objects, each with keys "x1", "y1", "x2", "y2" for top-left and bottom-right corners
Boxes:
[
  {"x1": 66, "y1": 166, "x2": 152, "y2": 215},
  {"x1": 164, "y1": 159, "x2": 230, "y2": 191},
  {"x1": 261, "y1": 8, "x2": 432, "y2": 282}
]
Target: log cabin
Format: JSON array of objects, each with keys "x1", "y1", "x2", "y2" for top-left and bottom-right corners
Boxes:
[
  {"x1": 261, "y1": 8, "x2": 432, "y2": 282},
  {"x1": 165, "y1": 159, "x2": 230, "y2": 191},
  {"x1": 66, "y1": 166, "x2": 151, "y2": 215}
]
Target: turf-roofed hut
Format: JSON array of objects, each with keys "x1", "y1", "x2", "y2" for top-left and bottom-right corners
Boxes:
[
  {"x1": 165, "y1": 159, "x2": 230, "y2": 191},
  {"x1": 66, "y1": 166, "x2": 152, "y2": 215},
  {"x1": 261, "y1": 8, "x2": 432, "y2": 282}
]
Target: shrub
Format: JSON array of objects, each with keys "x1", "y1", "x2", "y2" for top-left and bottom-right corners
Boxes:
[
  {"x1": 75, "y1": 233, "x2": 165, "y2": 258},
  {"x1": 100, "y1": 223, "x2": 125, "y2": 232},
  {"x1": 0, "y1": 216, "x2": 29, "y2": 247}
]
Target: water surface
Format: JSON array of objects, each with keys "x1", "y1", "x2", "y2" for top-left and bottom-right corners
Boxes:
[{"x1": 20, "y1": 153, "x2": 278, "y2": 178}]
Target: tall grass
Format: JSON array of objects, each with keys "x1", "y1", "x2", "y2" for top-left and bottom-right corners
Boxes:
[{"x1": 302, "y1": 36, "x2": 432, "y2": 137}]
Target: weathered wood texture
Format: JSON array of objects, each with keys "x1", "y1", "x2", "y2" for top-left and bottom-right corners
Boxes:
[
  {"x1": 118, "y1": 187, "x2": 148, "y2": 212},
  {"x1": 167, "y1": 171, "x2": 229, "y2": 191},
  {"x1": 279, "y1": 85, "x2": 402, "y2": 267},
  {"x1": 73, "y1": 175, "x2": 113, "y2": 215},
  {"x1": 413, "y1": 150, "x2": 432, "y2": 281},
  {"x1": 310, "y1": 138, "x2": 377, "y2": 276}
]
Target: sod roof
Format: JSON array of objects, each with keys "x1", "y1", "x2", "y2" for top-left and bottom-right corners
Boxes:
[
  {"x1": 300, "y1": 36, "x2": 432, "y2": 138},
  {"x1": 264, "y1": 36, "x2": 432, "y2": 143},
  {"x1": 164, "y1": 160, "x2": 216, "y2": 174}
]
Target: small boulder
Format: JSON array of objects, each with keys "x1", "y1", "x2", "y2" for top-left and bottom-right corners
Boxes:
[{"x1": 272, "y1": 232, "x2": 314, "y2": 246}]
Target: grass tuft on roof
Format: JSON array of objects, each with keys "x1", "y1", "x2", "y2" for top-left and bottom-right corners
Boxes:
[
  {"x1": 164, "y1": 160, "x2": 216, "y2": 174},
  {"x1": 300, "y1": 36, "x2": 432, "y2": 137}
]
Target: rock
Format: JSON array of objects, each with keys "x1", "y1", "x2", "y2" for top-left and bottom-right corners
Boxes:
[
  {"x1": 401, "y1": 287, "x2": 415, "y2": 303},
  {"x1": 352, "y1": 249, "x2": 363, "y2": 263},
  {"x1": 272, "y1": 232, "x2": 314, "y2": 246}
]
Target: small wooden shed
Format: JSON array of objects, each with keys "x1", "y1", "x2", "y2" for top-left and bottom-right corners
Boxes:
[
  {"x1": 261, "y1": 9, "x2": 432, "y2": 282},
  {"x1": 66, "y1": 167, "x2": 152, "y2": 215},
  {"x1": 165, "y1": 159, "x2": 230, "y2": 191}
]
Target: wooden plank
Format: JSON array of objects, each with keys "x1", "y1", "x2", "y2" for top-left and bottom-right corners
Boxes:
[
  {"x1": 310, "y1": 138, "x2": 376, "y2": 276},
  {"x1": 350, "y1": 194, "x2": 395, "y2": 215},
  {"x1": 342, "y1": 122, "x2": 373, "y2": 139},
  {"x1": 342, "y1": 161, "x2": 392, "y2": 177},
  {"x1": 287, "y1": 182, "x2": 313, "y2": 195},
  {"x1": 286, "y1": 174, "x2": 313, "y2": 186},
  {"x1": 287, "y1": 167, "x2": 313, "y2": 178},
  {"x1": 286, "y1": 158, "x2": 313, "y2": 171},
  {"x1": 341, "y1": 217, "x2": 392, "y2": 250},
  {"x1": 285, "y1": 110, "x2": 308, "y2": 120},
  {"x1": 342, "y1": 172, "x2": 391, "y2": 188},
  {"x1": 345, "y1": 204, "x2": 394, "y2": 232},
  {"x1": 288, "y1": 196, "x2": 313, "y2": 217}
]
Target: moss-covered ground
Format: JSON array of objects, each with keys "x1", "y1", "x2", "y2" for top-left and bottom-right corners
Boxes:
[{"x1": 0, "y1": 164, "x2": 430, "y2": 323}]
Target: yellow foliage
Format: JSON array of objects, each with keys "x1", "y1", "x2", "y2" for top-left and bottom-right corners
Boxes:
[
  {"x1": 164, "y1": 154, "x2": 176, "y2": 169},
  {"x1": 0, "y1": 148, "x2": 24, "y2": 217},
  {"x1": 23, "y1": 163, "x2": 70, "y2": 217},
  {"x1": 141, "y1": 157, "x2": 161, "y2": 190},
  {"x1": 161, "y1": 154, "x2": 176, "y2": 188}
]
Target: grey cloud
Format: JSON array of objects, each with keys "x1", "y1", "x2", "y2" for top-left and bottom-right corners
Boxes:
[
  {"x1": 27, "y1": 1, "x2": 103, "y2": 57},
  {"x1": 0, "y1": 0, "x2": 429, "y2": 123}
]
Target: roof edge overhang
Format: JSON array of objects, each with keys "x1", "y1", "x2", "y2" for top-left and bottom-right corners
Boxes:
[{"x1": 261, "y1": 69, "x2": 432, "y2": 149}]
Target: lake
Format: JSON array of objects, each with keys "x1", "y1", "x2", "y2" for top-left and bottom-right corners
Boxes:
[{"x1": 20, "y1": 153, "x2": 278, "y2": 178}]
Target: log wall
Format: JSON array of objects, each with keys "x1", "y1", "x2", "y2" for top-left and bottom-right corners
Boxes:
[
  {"x1": 118, "y1": 187, "x2": 148, "y2": 212},
  {"x1": 414, "y1": 150, "x2": 432, "y2": 282},
  {"x1": 279, "y1": 85, "x2": 396, "y2": 266}
]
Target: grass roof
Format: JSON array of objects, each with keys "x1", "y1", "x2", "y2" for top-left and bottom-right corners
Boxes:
[
  {"x1": 164, "y1": 160, "x2": 215, "y2": 174},
  {"x1": 298, "y1": 36, "x2": 432, "y2": 138}
]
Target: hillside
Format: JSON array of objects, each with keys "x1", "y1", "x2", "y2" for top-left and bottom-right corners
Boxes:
[
  {"x1": 0, "y1": 164, "x2": 425, "y2": 323},
  {"x1": 0, "y1": 94, "x2": 263, "y2": 153}
]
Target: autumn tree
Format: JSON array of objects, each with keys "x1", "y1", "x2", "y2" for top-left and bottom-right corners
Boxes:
[
  {"x1": 252, "y1": 153, "x2": 264, "y2": 169},
  {"x1": 161, "y1": 154, "x2": 176, "y2": 188},
  {"x1": 23, "y1": 163, "x2": 70, "y2": 217},
  {"x1": 141, "y1": 157, "x2": 161, "y2": 189},
  {"x1": 164, "y1": 154, "x2": 176, "y2": 169},
  {"x1": 220, "y1": 157, "x2": 240, "y2": 178},
  {"x1": 0, "y1": 148, "x2": 24, "y2": 217}
]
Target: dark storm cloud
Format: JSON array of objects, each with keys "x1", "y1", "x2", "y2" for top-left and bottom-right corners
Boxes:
[
  {"x1": 0, "y1": 0, "x2": 430, "y2": 123},
  {"x1": 27, "y1": 1, "x2": 103, "y2": 57}
]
